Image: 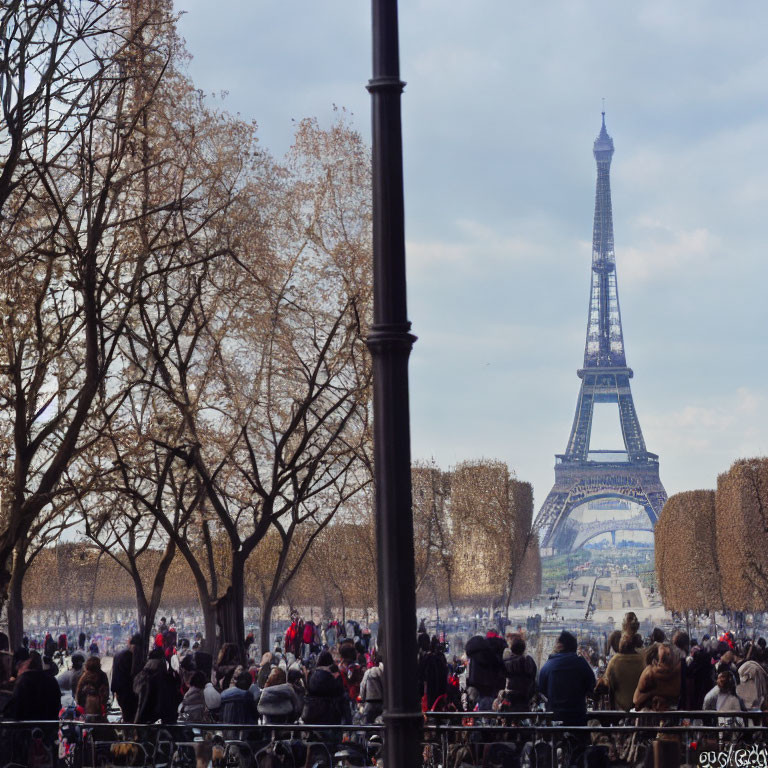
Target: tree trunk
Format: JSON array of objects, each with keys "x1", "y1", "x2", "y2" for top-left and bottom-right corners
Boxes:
[
  {"x1": 134, "y1": 586, "x2": 152, "y2": 667},
  {"x1": 7, "y1": 554, "x2": 24, "y2": 650},
  {"x1": 217, "y1": 557, "x2": 247, "y2": 661},
  {"x1": 260, "y1": 595, "x2": 275, "y2": 658},
  {"x1": 200, "y1": 599, "x2": 217, "y2": 657}
]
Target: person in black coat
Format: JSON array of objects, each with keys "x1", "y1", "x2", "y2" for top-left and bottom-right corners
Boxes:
[
  {"x1": 502, "y1": 635, "x2": 537, "y2": 711},
  {"x1": 3, "y1": 651, "x2": 61, "y2": 721},
  {"x1": 418, "y1": 637, "x2": 448, "y2": 710},
  {"x1": 465, "y1": 633, "x2": 506, "y2": 710},
  {"x1": 133, "y1": 649, "x2": 182, "y2": 724},
  {"x1": 302, "y1": 652, "x2": 347, "y2": 724},
  {"x1": 111, "y1": 634, "x2": 142, "y2": 722}
]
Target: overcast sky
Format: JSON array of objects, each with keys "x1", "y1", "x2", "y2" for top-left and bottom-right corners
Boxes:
[{"x1": 175, "y1": 1, "x2": 768, "y2": 512}]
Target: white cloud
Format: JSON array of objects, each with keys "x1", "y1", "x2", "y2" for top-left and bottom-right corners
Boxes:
[
  {"x1": 617, "y1": 220, "x2": 720, "y2": 285},
  {"x1": 406, "y1": 218, "x2": 558, "y2": 273},
  {"x1": 645, "y1": 388, "x2": 768, "y2": 494}
]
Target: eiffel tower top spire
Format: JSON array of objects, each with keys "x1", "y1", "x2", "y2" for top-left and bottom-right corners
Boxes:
[{"x1": 584, "y1": 112, "x2": 626, "y2": 368}]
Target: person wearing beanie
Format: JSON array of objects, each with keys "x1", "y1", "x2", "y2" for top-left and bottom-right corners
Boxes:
[
  {"x1": 360, "y1": 656, "x2": 384, "y2": 724},
  {"x1": 538, "y1": 631, "x2": 595, "y2": 726}
]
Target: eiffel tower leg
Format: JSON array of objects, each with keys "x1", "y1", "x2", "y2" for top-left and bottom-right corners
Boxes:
[{"x1": 536, "y1": 486, "x2": 573, "y2": 554}]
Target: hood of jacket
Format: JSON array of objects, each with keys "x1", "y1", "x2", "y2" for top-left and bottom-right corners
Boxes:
[{"x1": 738, "y1": 660, "x2": 764, "y2": 682}]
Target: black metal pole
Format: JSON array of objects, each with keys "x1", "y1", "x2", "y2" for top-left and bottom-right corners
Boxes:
[{"x1": 366, "y1": 1, "x2": 421, "y2": 767}]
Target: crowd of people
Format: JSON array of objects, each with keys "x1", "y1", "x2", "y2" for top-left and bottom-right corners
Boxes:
[
  {"x1": 443, "y1": 611, "x2": 768, "y2": 725},
  {"x1": 1, "y1": 610, "x2": 768, "y2": 730},
  {"x1": 0, "y1": 614, "x2": 384, "y2": 729}
]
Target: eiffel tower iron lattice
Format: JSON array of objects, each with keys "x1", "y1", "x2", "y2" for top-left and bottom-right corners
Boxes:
[{"x1": 535, "y1": 114, "x2": 667, "y2": 554}]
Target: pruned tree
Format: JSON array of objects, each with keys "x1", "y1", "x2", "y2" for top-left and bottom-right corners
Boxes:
[
  {"x1": 449, "y1": 459, "x2": 539, "y2": 611},
  {"x1": 412, "y1": 461, "x2": 453, "y2": 610},
  {"x1": 716, "y1": 459, "x2": 768, "y2": 612},
  {"x1": 655, "y1": 490, "x2": 723, "y2": 614},
  {"x1": 503, "y1": 479, "x2": 536, "y2": 616},
  {"x1": 510, "y1": 533, "x2": 541, "y2": 605}
]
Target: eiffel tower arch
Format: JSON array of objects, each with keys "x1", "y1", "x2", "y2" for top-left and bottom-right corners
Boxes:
[{"x1": 535, "y1": 114, "x2": 667, "y2": 555}]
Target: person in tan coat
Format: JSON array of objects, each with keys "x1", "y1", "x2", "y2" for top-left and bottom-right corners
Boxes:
[
  {"x1": 633, "y1": 643, "x2": 681, "y2": 712},
  {"x1": 603, "y1": 634, "x2": 645, "y2": 711}
]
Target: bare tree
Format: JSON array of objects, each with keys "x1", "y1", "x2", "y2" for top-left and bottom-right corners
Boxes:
[
  {"x1": 123, "y1": 115, "x2": 372, "y2": 657},
  {"x1": 0, "y1": 0, "x2": 187, "y2": 645},
  {"x1": 0, "y1": 0, "x2": 121, "y2": 213}
]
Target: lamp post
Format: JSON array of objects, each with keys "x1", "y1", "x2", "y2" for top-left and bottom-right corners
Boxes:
[{"x1": 366, "y1": 1, "x2": 421, "y2": 766}]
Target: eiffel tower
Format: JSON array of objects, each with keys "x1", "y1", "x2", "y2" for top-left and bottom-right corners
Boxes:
[{"x1": 536, "y1": 114, "x2": 667, "y2": 554}]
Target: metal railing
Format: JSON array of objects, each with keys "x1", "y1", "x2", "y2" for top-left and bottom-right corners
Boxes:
[{"x1": 2, "y1": 710, "x2": 767, "y2": 767}]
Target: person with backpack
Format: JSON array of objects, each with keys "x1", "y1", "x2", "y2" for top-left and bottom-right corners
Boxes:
[
  {"x1": 339, "y1": 641, "x2": 364, "y2": 718},
  {"x1": 284, "y1": 618, "x2": 300, "y2": 659},
  {"x1": 302, "y1": 620, "x2": 316, "y2": 658},
  {"x1": 75, "y1": 656, "x2": 110, "y2": 722},
  {"x1": 360, "y1": 653, "x2": 384, "y2": 723},
  {"x1": 465, "y1": 632, "x2": 506, "y2": 711}
]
